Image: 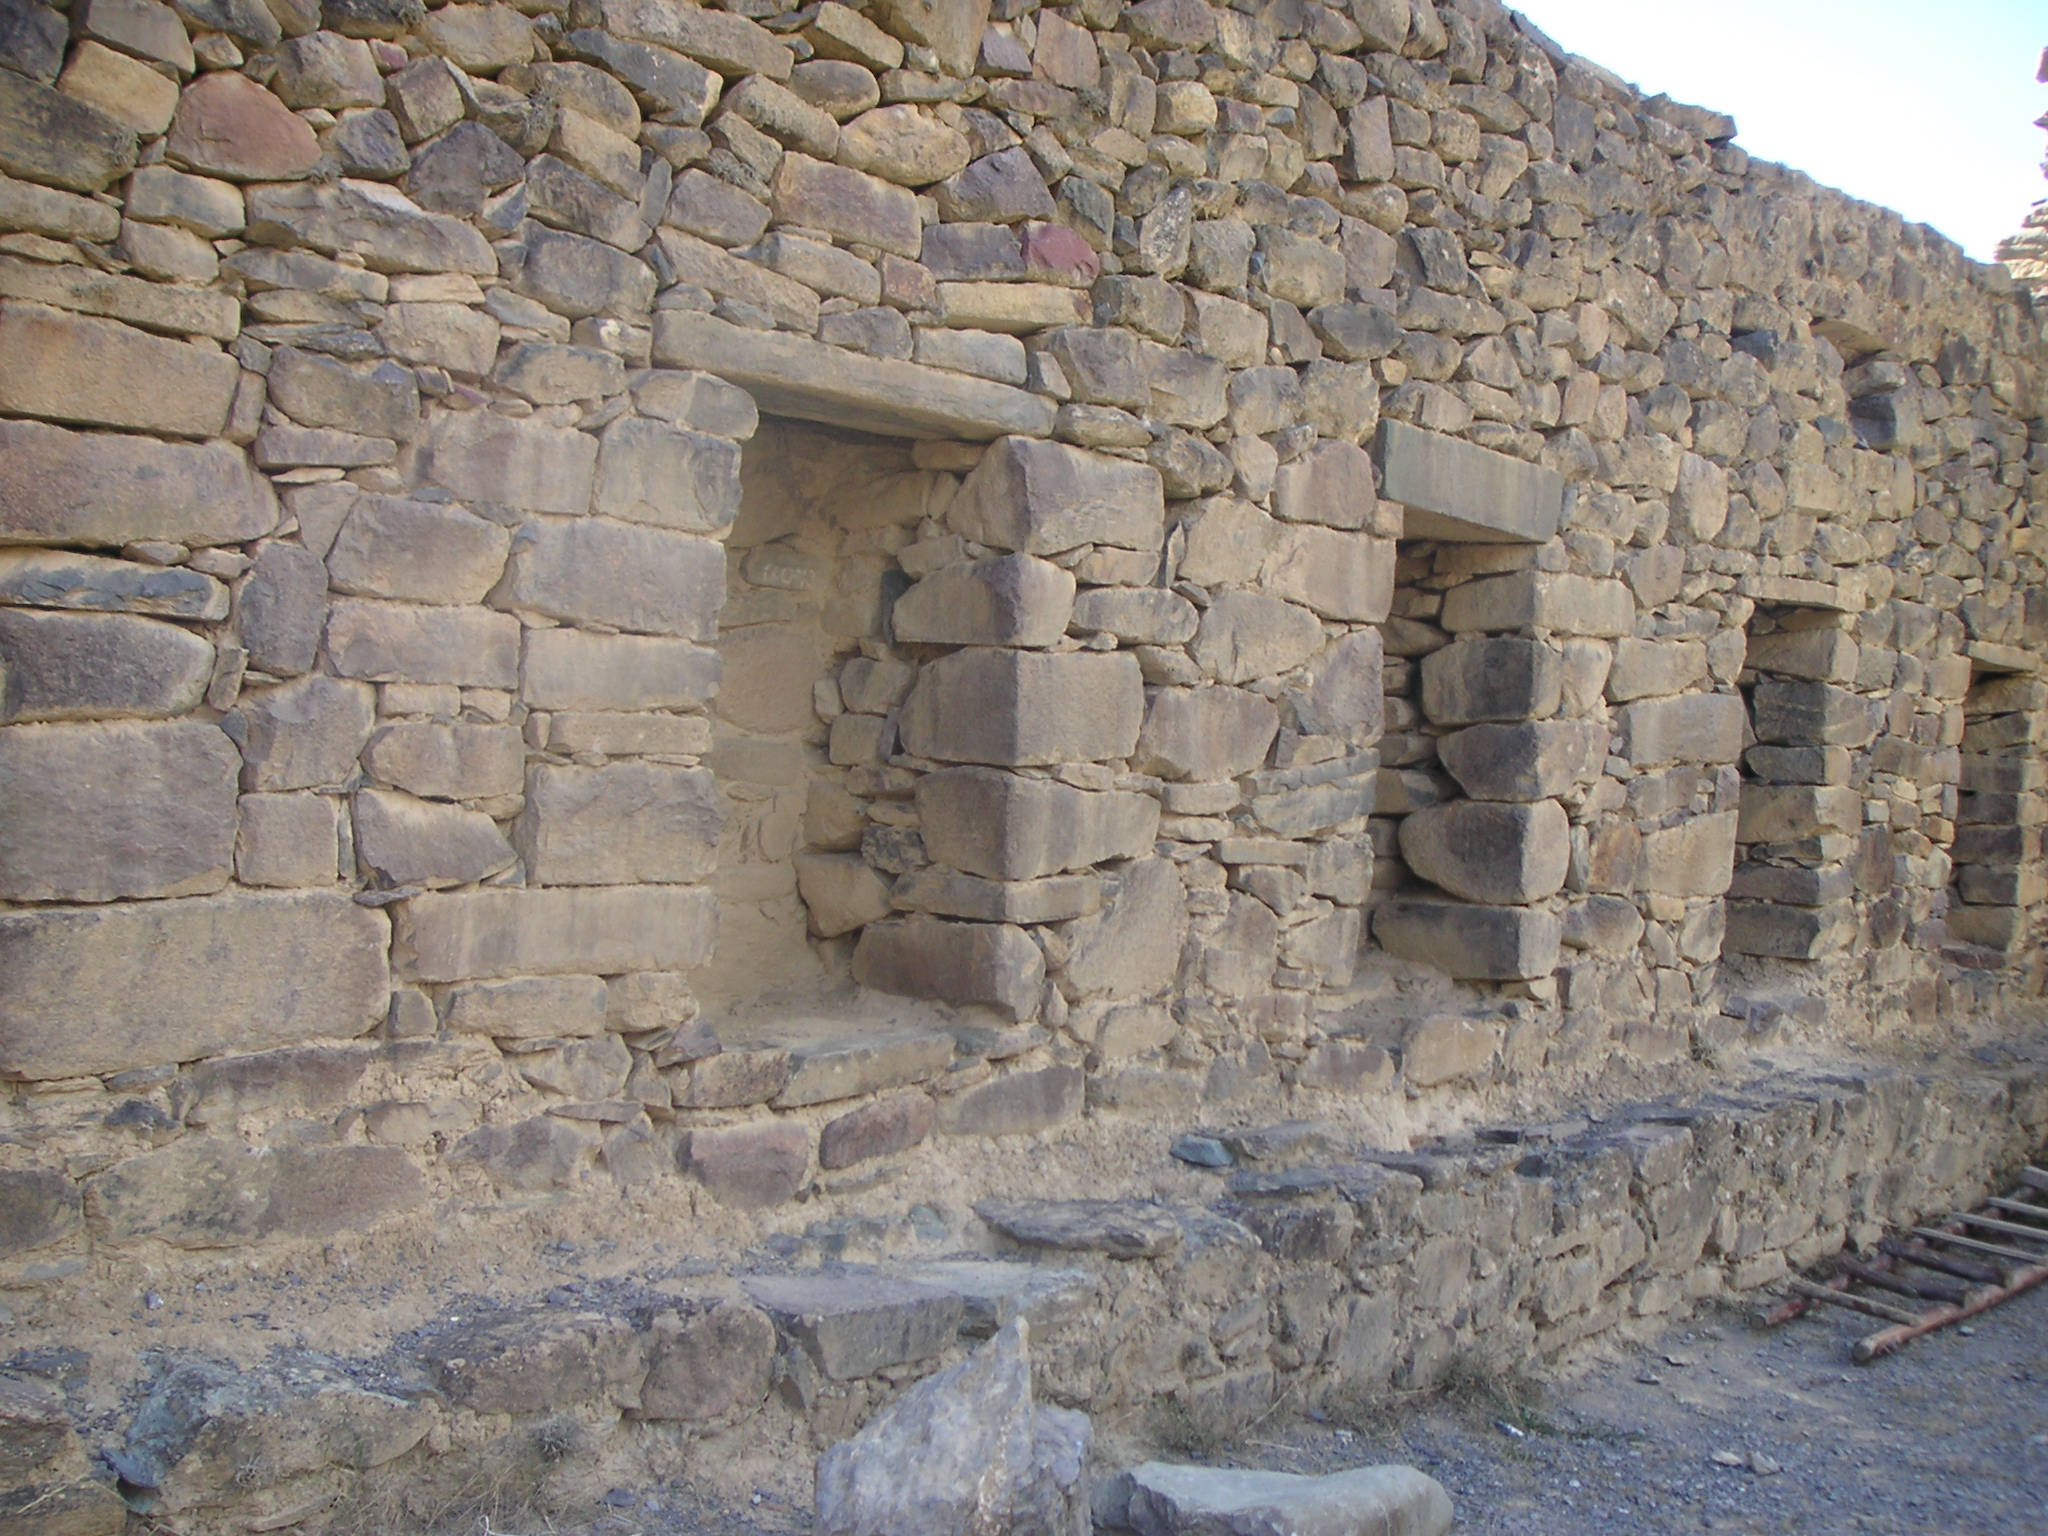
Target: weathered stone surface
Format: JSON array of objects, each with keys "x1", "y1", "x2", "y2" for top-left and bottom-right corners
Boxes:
[
  {"x1": 1377, "y1": 419, "x2": 1561, "y2": 544},
  {"x1": 0, "y1": 609, "x2": 213, "y2": 722},
  {"x1": 949, "y1": 436, "x2": 1164, "y2": 555},
  {"x1": 414, "y1": 409, "x2": 597, "y2": 514},
  {"x1": 746, "y1": 1271, "x2": 963, "y2": 1380},
  {"x1": 795, "y1": 851, "x2": 894, "y2": 936},
  {"x1": 521, "y1": 628, "x2": 721, "y2": 710},
  {"x1": 1263, "y1": 525, "x2": 1395, "y2": 623},
  {"x1": 246, "y1": 178, "x2": 498, "y2": 274},
  {"x1": 936, "y1": 146, "x2": 1055, "y2": 224},
  {"x1": 1437, "y1": 720, "x2": 1605, "y2": 801},
  {"x1": 88, "y1": 1139, "x2": 423, "y2": 1246},
  {"x1": 837, "y1": 102, "x2": 969, "y2": 187},
  {"x1": 326, "y1": 599, "x2": 521, "y2": 687},
  {"x1": 1303, "y1": 628, "x2": 1384, "y2": 739},
  {"x1": 1420, "y1": 638, "x2": 1561, "y2": 725},
  {"x1": 1126, "y1": 1462, "x2": 1453, "y2": 1536},
  {"x1": 632, "y1": 368, "x2": 760, "y2": 439},
  {"x1": 1751, "y1": 679, "x2": 1881, "y2": 748},
  {"x1": 0, "y1": 421, "x2": 277, "y2": 548},
  {"x1": 639, "y1": 1301, "x2": 777, "y2": 1421},
  {"x1": 1272, "y1": 439, "x2": 1381, "y2": 530},
  {"x1": 1440, "y1": 572, "x2": 1634, "y2": 638},
  {"x1": 1723, "y1": 899, "x2": 1855, "y2": 960},
  {"x1": 0, "y1": 245, "x2": 240, "y2": 338},
  {"x1": 1400, "y1": 799, "x2": 1568, "y2": 905},
  {"x1": 816, "y1": 1321, "x2": 1088, "y2": 1536},
  {"x1": 363, "y1": 721, "x2": 523, "y2": 801},
  {"x1": 1134, "y1": 686, "x2": 1279, "y2": 781},
  {"x1": 941, "y1": 1062, "x2": 1084, "y2": 1137},
  {"x1": 1736, "y1": 784, "x2": 1861, "y2": 844},
  {"x1": 0, "y1": 68, "x2": 137, "y2": 193},
  {"x1": 975, "y1": 1197, "x2": 1181, "y2": 1258},
  {"x1": 899, "y1": 648, "x2": 1144, "y2": 766},
  {"x1": 1191, "y1": 593, "x2": 1325, "y2": 684},
  {"x1": 1620, "y1": 692, "x2": 1746, "y2": 766},
  {"x1": 515, "y1": 763, "x2": 720, "y2": 885},
  {"x1": 418, "y1": 1308, "x2": 641, "y2": 1415},
  {"x1": 0, "y1": 1167, "x2": 81, "y2": 1258},
  {"x1": 515, "y1": 223, "x2": 656, "y2": 317},
  {"x1": 227, "y1": 673, "x2": 376, "y2": 792},
  {"x1": 236, "y1": 542, "x2": 327, "y2": 676},
  {"x1": 917, "y1": 766, "x2": 1158, "y2": 880},
  {"x1": 166, "y1": 70, "x2": 320, "y2": 181},
  {"x1": 1638, "y1": 811, "x2": 1738, "y2": 898},
  {"x1": 269, "y1": 347, "x2": 419, "y2": 439},
  {"x1": 769, "y1": 151, "x2": 919, "y2": 256},
  {"x1": 0, "y1": 302, "x2": 238, "y2": 437},
  {"x1": 597, "y1": 0, "x2": 791, "y2": 78},
  {"x1": 1374, "y1": 899, "x2": 1560, "y2": 981},
  {"x1": 819, "y1": 1090, "x2": 936, "y2": 1168},
  {"x1": 0, "y1": 721, "x2": 238, "y2": 901},
  {"x1": 0, "y1": 166, "x2": 123, "y2": 242},
  {"x1": 1061, "y1": 856, "x2": 1185, "y2": 999},
  {"x1": 235, "y1": 792, "x2": 342, "y2": 888},
  {"x1": 450, "y1": 1114, "x2": 599, "y2": 1190},
  {"x1": 1070, "y1": 587, "x2": 1196, "y2": 644},
  {"x1": 1607, "y1": 638, "x2": 1707, "y2": 702},
  {"x1": 445, "y1": 974, "x2": 606, "y2": 1039},
  {"x1": 891, "y1": 552, "x2": 1075, "y2": 647},
  {"x1": 401, "y1": 888, "x2": 711, "y2": 988},
  {"x1": 892, "y1": 868, "x2": 1101, "y2": 923},
  {"x1": 327, "y1": 495, "x2": 510, "y2": 604},
  {"x1": 354, "y1": 786, "x2": 514, "y2": 887},
  {"x1": 493, "y1": 517, "x2": 724, "y2": 638},
  {"x1": 760, "y1": 1027, "x2": 954, "y2": 1108},
  {"x1": 594, "y1": 417, "x2": 741, "y2": 533},
  {"x1": 0, "y1": 890, "x2": 388, "y2": 1078},
  {"x1": 59, "y1": 40, "x2": 181, "y2": 137},
  {"x1": 853, "y1": 917, "x2": 1045, "y2": 1020}
]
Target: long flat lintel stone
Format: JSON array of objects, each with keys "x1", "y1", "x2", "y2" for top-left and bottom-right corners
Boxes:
[
  {"x1": 651, "y1": 311, "x2": 1056, "y2": 441},
  {"x1": 1376, "y1": 419, "x2": 1562, "y2": 545}
]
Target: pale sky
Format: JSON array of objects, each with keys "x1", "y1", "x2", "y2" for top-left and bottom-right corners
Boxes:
[{"x1": 1508, "y1": 0, "x2": 2045, "y2": 262}]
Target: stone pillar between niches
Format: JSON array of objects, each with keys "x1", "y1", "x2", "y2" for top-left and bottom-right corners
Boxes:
[
  {"x1": 1724, "y1": 603, "x2": 1895, "y2": 964},
  {"x1": 1374, "y1": 564, "x2": 1630, "y2": 994},
  {"x1": 845, "y1": 437, "x2": 1162, "y2": 1032},
  {"x1": 1947, "y1": 669, "x2": 2046, "y2": 970}
]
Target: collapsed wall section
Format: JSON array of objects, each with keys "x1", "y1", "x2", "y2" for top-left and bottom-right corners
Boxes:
[{"x1": 0, "y1": 0, "x2": 2046, "y2": 1446}]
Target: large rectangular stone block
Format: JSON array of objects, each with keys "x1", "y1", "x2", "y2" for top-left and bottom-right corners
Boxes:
[
  {"x1": 0, "y1": 608, "x2": 213, "y2": 722},
  {"x1": 1735, "y1": 784, "x2": 1862, "y2": 845},
  {"x1": 413, "y1": 409, "x2": 598, "y2": 515},
  {"x1": 1620, "y1": 692, "x2": 1746, "y2": 766},
  {"x1": 398, "y1": 884, "x2": 718, "y2": 980},
  {"x1": 898, "y1": 648, "x2": 1144, "y2": 765},
  {"x1": 1136, "y1": 685, "x2": 1280, "y2": 782},
  {"x1": 1751, "y1": 679, "x2": 1880, "y2": 748},
  {"x1": 851, "y1": 916, "x2": 1045, "y2": 1020},
  {"x1": 1437, "y1": 719, "x2": 1605, "y2": 802},
  {"x1": 0, "y1": 720, "x2": 239, "y2": 901},
  {"x1": 1271, "y1": 438, "x2": 1381, "y2": 530},
  {"x1": 1637, "y1": 810, "x2": 1738, "y2": 897},
  {"x1": 890, "y1": 552, "x2": 1075, "y2": 647},
  {"x1": 515, "y1": 763, "x2": 723, "y2": 885},
  {"x1": 362, "y1": 721, "x2": 524, "y2": 801},
  {"x1": 0, "y1": 420, "x2": 277, "y2": 548},
  {"x1": 0, "y1": 890, "x2": 389, "y2": 1079},
  {"x1": 1398, "y1": 799, "x2": 1568, "y2": 904},
  {"x1": 1722, "y1": 899, "x2": 1854, "y2": 960},
  {"x1": 916, "y1": 766, "x2": 1158, "y2": 880},
  {"x1": 0, "y1": 300, "x2": 237, "y2": 437},
  {"x1": 326, "y1": 495, "x2": 511, "y2": 605},
  {"x1": 593, "y1": 416, "x2": 741, "y2": 533},
  {"x1": 947, "y1": 435, "x2": 1165, "y2": 556},
  {"x1": 1440, "y1": 571, "x2": 1634, "y2": 638},
  {"x1": 1746, "y1": 626, "x2": 1859, "y2": 684},
  {"x1": 652, "y1": 310, "x2": 1055, "y2": 440},
  {"x1": 1374, "y1": 899, "x2": 1560, "y2": 980},
  {"x1": 325, "y1": 599, "x2": 522, "y2": 687},
  {"x1": 1262, "y1": 524, "x2": 1395, "y2": 623},
  {"x1": 492, "y1": 516, "x2": 725, "y2": 637},
  {"x1": 520, "y1": 628, "x2": 721, "y2": 710},
  {"x1": 1606, "y1": 638, "x2": 1706, "y2": 702},
  {"x1": 1376, "y1": 419, "x2": 1563, "y2": 544},
  {"x1": 1419, "y1": 637, "x2": 1561, "y2": 725}
]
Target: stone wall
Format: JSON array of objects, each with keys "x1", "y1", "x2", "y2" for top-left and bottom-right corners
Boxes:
[{"x1": 2, "y1": 0, "x2": 2048, "y2": 1521}]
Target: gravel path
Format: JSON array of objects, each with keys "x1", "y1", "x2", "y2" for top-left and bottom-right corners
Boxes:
[{"x1": 1238, "y1": 1283, "x2": 2048, "y2": 1535}]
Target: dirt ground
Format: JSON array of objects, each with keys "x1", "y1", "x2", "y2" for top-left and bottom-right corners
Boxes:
[{"x1": 569, "y1": 1279, "x2": 2048, "y2": 1536}]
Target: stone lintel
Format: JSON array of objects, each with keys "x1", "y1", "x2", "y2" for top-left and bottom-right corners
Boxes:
[{"x1": 1374, "y1": 420, "x2": 1562, "y2": 545}]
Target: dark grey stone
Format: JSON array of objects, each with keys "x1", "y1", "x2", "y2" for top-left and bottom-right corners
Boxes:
[
  {"x1": 741, "y1": 1273, "x2": 965, "y2": 1381},
  {"x1": 974, "y1": 1197, "x2": 1184, "y2": 1259},
  {"x1": 237, "y1": 542, "x2": 328, "y2": 676}
]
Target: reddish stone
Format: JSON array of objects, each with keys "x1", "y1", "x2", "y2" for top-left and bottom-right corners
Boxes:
[
  {"x1": 1020, "y1": 220, "x2": 1101, "y2": 286},
  {"x1": 879, "y1": 253, "x2": 937, "y2": 311},
  {"x1": 166, "y1": 71, "x2": 320, "y2": 182},
  {"x1": 682, "y1": 1119, "x2": 810, "y2": 1208},
  {"x1": 818, "y1": 1090, "x2": 936, "y2": 1169}
]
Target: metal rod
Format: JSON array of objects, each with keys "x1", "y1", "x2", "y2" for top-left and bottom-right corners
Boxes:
[
  {"x1": 1786, "y1": 1277, "x2": 1925, "y2": 1328},
  {"x1": 1951, "y1": 1211, "x2": 2048, "y2": 1245},
  {"x1": 1877, "y1": 1237, "x2": 2002, "y2": 1286},
  {"x1": 1836, "y1": 1256, "x2": 1970, "y2": 1305},
  {"x1": 1853, "y1": 1258, "x2": 2048, "y2": 1364},
  {"x1": 1911, "y1": 1226, "x2": 2038, "y2": 1266},
  {"x1": 2019, "y1": 1166, "x2": 2048, "y2": 1193},
  {"x1": 1985, "y1": 1196, "x2": 2048, "y2": 1221}
]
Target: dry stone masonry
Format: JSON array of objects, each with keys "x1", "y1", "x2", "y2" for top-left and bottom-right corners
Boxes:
[{"x1": 2, "y1": 0, "x2": 2047, "y2": 1527}]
